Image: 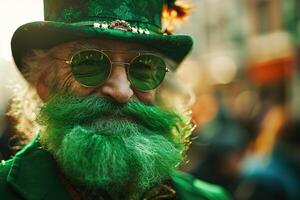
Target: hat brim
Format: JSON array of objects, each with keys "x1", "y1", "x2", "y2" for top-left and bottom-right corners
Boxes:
[{"x1": 11, "y1": 21, "x2": 193, "y2": 73}]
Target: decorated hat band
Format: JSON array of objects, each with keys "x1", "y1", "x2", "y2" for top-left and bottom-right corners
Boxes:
[{"x1": 72, "y1": 19, "x2": 162, "y2": 35}]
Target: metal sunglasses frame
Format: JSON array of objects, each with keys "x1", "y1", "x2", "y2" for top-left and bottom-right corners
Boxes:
[{"x1": 65, "y1": 49, "x2": 170, "y2": 91}]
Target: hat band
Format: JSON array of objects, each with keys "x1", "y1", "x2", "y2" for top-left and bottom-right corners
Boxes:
[{"x1": 72, "y1": 19, "x2": 162, "y2": 35}]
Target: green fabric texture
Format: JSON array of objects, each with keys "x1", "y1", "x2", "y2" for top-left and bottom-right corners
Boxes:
[
  {"x1": 44, "y1": 0, "x2": 163, "y2": 29},
  {"x1": 0, "y1": 139, "x2": 70, "y2": 200},
  {"x1": 11, "y1": 0, "x2": 193, "y2": 75},
  {"x1": 0, "y1": 138, "x2": 231, "y2": 200},
  {"x1": 172, "y1": 171, "x2": 231, "y2": 200}
]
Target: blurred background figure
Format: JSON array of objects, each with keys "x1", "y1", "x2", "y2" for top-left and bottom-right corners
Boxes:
[
  {"x1": 190, "y1": 98, "x2": 250, "y2": 195},
  {"x1": 0, "y1": 0, "x2": 300, "y2": 199},
  {"x1": 176, "y1": 0, "x2": 300, "y2": 200}
]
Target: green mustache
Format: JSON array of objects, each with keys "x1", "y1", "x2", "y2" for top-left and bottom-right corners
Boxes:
[{"x1": 38, "y1": 94, "x2": 182, "y2": 134}]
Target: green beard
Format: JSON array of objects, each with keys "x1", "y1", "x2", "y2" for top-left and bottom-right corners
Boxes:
[{"x1": 37, "y1": 94, "x2": 190, "y2": 198}]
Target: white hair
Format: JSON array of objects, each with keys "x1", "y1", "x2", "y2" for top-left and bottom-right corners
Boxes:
[{"x1": 7, "y1": 48, "x2": 56, "y2": 141}]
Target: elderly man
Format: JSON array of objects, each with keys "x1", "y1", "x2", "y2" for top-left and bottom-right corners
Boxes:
[{"x1": 0, "y1": 0, "x2": 230, "y2": 199}]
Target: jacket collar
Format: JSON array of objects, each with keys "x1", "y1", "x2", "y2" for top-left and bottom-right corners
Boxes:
[
  {"x1": 6, "y1": 138, "x2": 71, "y2": 200},
  {"x1": 6, "y1": 138, "x2": 179, "y2": 200}
]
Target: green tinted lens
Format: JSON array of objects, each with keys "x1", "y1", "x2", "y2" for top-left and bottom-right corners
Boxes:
[
  {"x1": 129, "y1": 54, "x2": 166, "y2": 91},
  {"x1": 71, "y1": 50, "x2": 111, "y2": 87}
]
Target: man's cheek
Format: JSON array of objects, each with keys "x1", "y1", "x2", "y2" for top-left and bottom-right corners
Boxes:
[{"x1": 134, "y1": 90, "x2": 156, "y2": 105}]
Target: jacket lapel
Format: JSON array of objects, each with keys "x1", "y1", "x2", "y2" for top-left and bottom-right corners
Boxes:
[{"x1": 6, "y1": 139, "x2": 71, "y2": 200}]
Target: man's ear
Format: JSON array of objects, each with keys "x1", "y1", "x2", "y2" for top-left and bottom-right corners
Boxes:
[{"x1": 36, "y1": 74, "x2": 50, "y2": 101}]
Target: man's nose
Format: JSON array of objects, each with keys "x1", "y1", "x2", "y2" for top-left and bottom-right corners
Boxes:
[{"x1": 98, "y1": 65, "x2": 134, "y2": 103}]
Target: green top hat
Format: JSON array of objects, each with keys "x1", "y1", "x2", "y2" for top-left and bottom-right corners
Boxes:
[{"x1": 11, "y1": 0, "x2": 193, "y2": 73}]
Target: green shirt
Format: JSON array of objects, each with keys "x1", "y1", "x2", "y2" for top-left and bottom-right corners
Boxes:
[{"x1": 0, "y1": 139, "x2": 231, "y2": 200}]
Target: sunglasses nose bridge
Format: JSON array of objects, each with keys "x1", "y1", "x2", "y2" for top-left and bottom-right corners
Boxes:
[
  {"x1": 99, "y1": 63, "x2": 134, "y2": 103},
  {"x1": 109, "y1": 61, "x2": 131, "y2": 84},
  {"x1": 110, "y1": 61, "x2": 130, "y2": 66}
]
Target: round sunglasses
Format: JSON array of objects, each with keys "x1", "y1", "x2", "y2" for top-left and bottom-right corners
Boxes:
[{"x1": 63, "y1": 49, "x2": 170, "y2": 91}]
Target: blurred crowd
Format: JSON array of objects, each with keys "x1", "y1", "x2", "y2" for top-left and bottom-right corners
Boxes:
[
  {"x1": 1, "y1": 0, "x2": 300, "y2": 199},
  {"x1": 177, "y1": 0, "x2": 300, "y2": 199}
]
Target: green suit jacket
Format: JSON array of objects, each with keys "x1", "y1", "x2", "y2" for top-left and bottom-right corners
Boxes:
[{"x1": 0, "y1": 139, "x2": 231, "y2": 200}]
